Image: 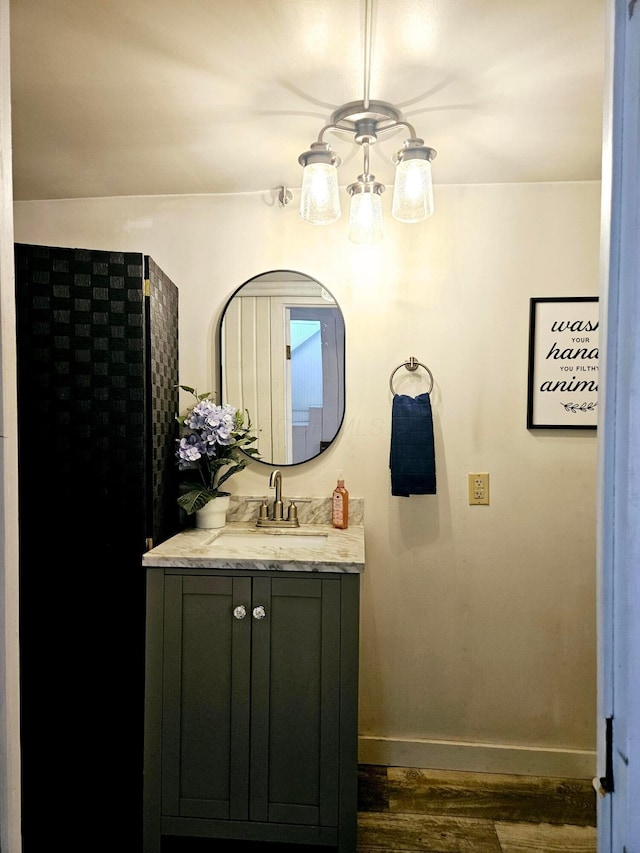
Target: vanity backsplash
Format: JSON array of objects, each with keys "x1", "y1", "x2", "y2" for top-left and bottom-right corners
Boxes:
[{"x1": 228, "y1": 495, "x2": 364, "y2": 526}]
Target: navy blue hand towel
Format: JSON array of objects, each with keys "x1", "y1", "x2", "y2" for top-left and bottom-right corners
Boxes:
[{"x1": 389, "y1": 392, "x2": 436, "y2": 496}]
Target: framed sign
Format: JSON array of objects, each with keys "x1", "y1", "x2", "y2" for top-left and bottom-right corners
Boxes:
[{"x1": 527, "y1": 297, "x2": 599, "y2": 429}]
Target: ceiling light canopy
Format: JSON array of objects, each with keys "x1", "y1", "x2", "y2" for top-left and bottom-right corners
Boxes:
[{"x1": 297, "y1": 1, "x2": 437, "y2": 244}]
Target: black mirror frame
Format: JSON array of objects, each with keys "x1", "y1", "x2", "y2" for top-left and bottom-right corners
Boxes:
[{"x1": 217, "y1": 269, "x2": 346, "y2": 467}]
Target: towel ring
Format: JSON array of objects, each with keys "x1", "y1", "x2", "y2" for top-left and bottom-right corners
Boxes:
[{"x1": 389, "y1": 357, "x2": 434, "y2": 395}]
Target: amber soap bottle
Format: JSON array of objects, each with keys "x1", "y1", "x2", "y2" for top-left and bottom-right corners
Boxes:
[{"x1": 332, "y1": 473, "x2": 349, "y2": 529}]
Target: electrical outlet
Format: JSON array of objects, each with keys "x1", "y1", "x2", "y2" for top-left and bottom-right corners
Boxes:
[{"x1": 468, "y1": 472, "x2": 490, "y2": 505}]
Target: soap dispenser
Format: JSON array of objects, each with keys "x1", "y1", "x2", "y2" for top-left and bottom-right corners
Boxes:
[{"x1": 332, "y1": 472, "x2": 349, "y2": 529}]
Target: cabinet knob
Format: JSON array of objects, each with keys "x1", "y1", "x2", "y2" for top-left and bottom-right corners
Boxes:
[
  {"x1": 252, "y1": 605, "x2": 266, "y2": 620},
  {"x1": 233, "y1": 605, "x2": 247, "y2": 620}
]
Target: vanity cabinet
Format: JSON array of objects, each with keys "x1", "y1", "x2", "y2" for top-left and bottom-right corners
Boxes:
[{"x1": 143, "y1": 567, "x2": 360, "y2": 852}]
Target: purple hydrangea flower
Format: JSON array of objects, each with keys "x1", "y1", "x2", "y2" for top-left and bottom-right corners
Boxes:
[
  {"x1": 175, "y1": 387, "x2": 258, "y2": 510},
  {"x1": 177, "y1": 434, "x2": 206, "y2": 469},
  {"x1": 185, "y1": 400, "x2": 238, "y2": 448}
]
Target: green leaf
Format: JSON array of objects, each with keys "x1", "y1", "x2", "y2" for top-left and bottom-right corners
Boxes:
[
  {"x1": 237, "y1": 445, "x2": 259, "y2": 457},
  {"x1": 216, "y1": 464, "x2": 246, "y2": 490},
  {"x1": 177, "y1": 488, "x2": 215, "y2": 515},
  {"x1": 176, "y1": 384, "x2": 212, "y2": 403}
]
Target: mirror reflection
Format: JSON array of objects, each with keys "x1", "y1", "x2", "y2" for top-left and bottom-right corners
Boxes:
[{"x1": 219, "y1": 271, "x2": 346, "y2": 466}]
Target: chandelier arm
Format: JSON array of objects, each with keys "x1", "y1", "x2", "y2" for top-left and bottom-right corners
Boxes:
[
  {"x1": 317, "y1": 118, "x2": 417, "y2": 145},
  {"x1": 389, "y1": 119, "x2": 418, "y2": 139},
  {"x1": 316, "y1": 123, "x2": 345, "y2": 143}
]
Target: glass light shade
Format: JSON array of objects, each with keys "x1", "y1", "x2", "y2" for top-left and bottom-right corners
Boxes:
[
  {"x1": 299, "y1": 162, "x2": 341, "y2": 224},
  {"x1": 348, "y1": 191, "x2": 383, "y2": 245},
  {"x1": 392, "y1": 158, "x2": 434, "y2": 223}
]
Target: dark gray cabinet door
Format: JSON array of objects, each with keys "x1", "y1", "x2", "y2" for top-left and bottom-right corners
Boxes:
[
  {"x1": 161, "y1": 574, "x2": 252, "y2": 821},
  {"x1": 249, "y1": 575, "x2": 341, "y2": 826},
  {"x1": 159, "y1": 572, "x2": 342, "y2": 828}
]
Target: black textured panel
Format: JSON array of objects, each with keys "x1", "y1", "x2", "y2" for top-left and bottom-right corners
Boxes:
[
  {"x1": 147, "y1": 256, "x2": 180, "y2": 545},
  {"x1": 14, "y1": 242, "x2": 179, "y2": 851},
  {"x1": 15, "y1": 243, "x2": 147, "y2": 547}
]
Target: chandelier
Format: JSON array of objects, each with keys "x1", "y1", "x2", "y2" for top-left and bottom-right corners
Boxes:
[{"x1": 297, "y1": 0, "x2": 437, "y2": 244}]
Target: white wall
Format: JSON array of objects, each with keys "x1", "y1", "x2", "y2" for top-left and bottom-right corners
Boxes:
[
  {"x1": 14, "y1": 179, "x2": 600, "y2": 776},
  {"x1": 1, "y1": 0, "x2": 21, "y2": 848}
]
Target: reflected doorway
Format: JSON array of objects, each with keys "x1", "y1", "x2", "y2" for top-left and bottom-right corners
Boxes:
[{"x1": 289, "y1": 306, "x2": 344, "y2": 464}]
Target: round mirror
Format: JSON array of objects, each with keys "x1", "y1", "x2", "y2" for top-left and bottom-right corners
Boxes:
[{"x1": 219, "y1": 270, "x2": 346, "y2": 466}]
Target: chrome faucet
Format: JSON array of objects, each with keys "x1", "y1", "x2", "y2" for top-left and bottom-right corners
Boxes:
[
  {"x1": 255, "y1": 469, "x2": 300, "y2": 528},
  {"x1": 269, "y1": 469, "x2": 284, "y2": 520}
]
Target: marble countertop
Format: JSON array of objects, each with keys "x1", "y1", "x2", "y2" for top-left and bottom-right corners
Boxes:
[{"x1": 143, "y1": 521, "x2": 365, "y2": 574}]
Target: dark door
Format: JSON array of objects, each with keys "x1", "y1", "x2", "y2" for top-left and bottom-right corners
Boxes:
[
  {"x1": 161, "y1": 574, "x2": 252, "y2": 821},
  {"x1": 249, "y1": 575, "x2": 341, "y2": 827}
]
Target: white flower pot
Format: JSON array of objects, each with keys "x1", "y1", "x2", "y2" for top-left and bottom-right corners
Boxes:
[{"x1": 195, "y1": 495, "x2": 231, "y2": 529}]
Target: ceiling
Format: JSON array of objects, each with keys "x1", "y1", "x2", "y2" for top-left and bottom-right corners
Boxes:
[{"x1": 9, "y1": 0, "x2": 606, "y2": 202}]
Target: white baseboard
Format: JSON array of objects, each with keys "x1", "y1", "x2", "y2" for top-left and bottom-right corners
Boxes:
[{"x1": 358, "y1": 735, "x2": 596, "y2": 779}]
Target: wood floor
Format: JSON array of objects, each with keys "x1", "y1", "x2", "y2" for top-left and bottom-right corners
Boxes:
[{"x1": 357, "y1": 765, "x2": 597, "y2": 853}]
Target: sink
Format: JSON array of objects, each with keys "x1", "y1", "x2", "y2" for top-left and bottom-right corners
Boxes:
[{"x1": 204, "y1": 529, "x2": 329, "y2": 549}]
